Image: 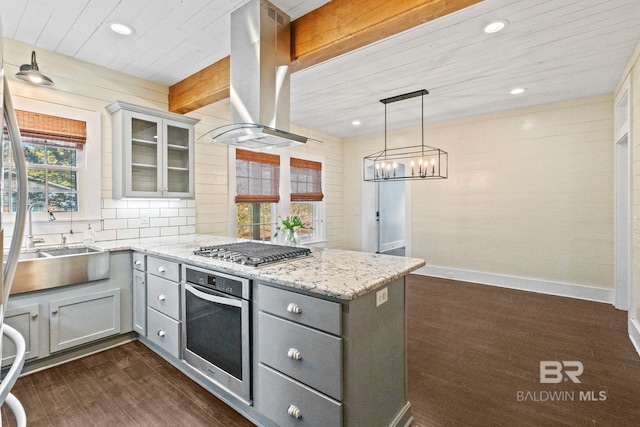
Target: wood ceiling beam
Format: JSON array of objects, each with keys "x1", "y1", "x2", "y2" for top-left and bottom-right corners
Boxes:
[{"x1": 169, "y1": 0, "x2": 482, "y2": 114}]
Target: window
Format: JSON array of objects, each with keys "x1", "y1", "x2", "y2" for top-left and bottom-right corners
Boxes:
[
  {"x1": 290, "y1": 157, "x2": 323, "y2": 241},
  {"x1": 235, "y1": 149, "x2": 280, "y2": 241},
  {"x1": 2, "y1": 110, "x2": 86, "y2": 213}
]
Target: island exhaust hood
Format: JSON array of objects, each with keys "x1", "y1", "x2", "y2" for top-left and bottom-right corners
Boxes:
[{"x1": 200, "y1": 0, "x2": 314, "y2": 150}]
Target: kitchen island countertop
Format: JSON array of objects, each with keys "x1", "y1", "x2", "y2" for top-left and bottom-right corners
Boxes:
[{"x1": 96, "y1": 234, "x2": 425, "y2": 300}]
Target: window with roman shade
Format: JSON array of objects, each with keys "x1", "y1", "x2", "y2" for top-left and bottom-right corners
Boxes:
[
  {"x1": 13, "y1": 109, "x2": 87, "y2": 149},
  {"x1": 290, "y1": 157, "x2": 323, "y2": 201},
  {"x1": 2, "y1": 110, "x2": 86, "y2": 213},
  {"x1": 235, "y1": 149, "x2": 280, "y2": 203}
]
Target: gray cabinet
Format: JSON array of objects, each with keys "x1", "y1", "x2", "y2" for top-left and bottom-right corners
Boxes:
[
  {"x1": 254, "y1": 284, "x2": 343, "y2": 426},
  {"x1": 132, "y1": 252, "x2": 147, "y2": 336},
  {"x1": 1, "y1": 304, "x2": 40, "y2": 367},
  {"x1": 107, "y1": 100, "x2": 199, "y2": 199},
  {"x1": 138, "y1": 255, "x2": 181, "y2": 358},
  {"x1": 254, "y1": 279, "x2": 411, "y2": 427},
  {"x1": 49, "y1": 288, "x2": 121, "y2": 353}
]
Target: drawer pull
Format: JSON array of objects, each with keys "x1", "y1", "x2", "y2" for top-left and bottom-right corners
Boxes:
[
  {"x1": 52, "y1": 310, "x2": 58, "y2": 315},
  {"x1": 134, "y1": 260, "x2": 142, "y2": 265},
  {"x1": 158, "y1": 294, "x2": 166, "y2": 301},
  {"x1": 158, "y1": 266, "x2": 166, "y2": 273},
  {"x1": 287, "y1": 303, "x2": 302, "y2": 314},
  {"x1": 287, "y1": 348, "x2": 302, "y2": 360},
  {"x1": 31, "y1": 313, "x2": 38, "y2": 319},
  {"x1": 287, "y1": 405, "x2": 302, "y2": 419},
  {"x1": 157, "y1": 330, "x2": 166, "y2": 338}
]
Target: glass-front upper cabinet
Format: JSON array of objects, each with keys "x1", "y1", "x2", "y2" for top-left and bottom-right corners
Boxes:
[{"x1": 107, "y1": 101, "x2": 199, "y2": 199}]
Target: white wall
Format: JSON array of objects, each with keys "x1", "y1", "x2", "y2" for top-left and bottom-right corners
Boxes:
[{"x1": 343, "y1": 96, "x2": 615, "y2": 298}]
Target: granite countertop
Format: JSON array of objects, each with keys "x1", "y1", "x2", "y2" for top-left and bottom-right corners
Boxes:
[{"x1": 96, "y1": 234, "x2": 425, "y2": 300}]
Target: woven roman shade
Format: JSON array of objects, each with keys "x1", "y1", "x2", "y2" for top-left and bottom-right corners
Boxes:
[
  {"x1": 12, "y1": 109, "x2": 87, "y2": 149},
  {"x1": 236, "y1": 149, "x2": 280, "y2": 203},
  {"x1": 290, "y1": 157, "x2": 323, "y2": 201}
]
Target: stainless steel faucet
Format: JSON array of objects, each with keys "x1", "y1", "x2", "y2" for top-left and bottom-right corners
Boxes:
[{"x1": 27, "y1": 202, "x2": 56, "y2": 248}]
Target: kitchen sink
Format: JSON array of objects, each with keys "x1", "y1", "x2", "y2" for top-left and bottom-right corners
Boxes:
[
  {"x1": 7, "y1": 246, "x2": 110, "y2": 294},
  {"x1": 37, "y1": 246, "x2": 102, "y2": 257}
]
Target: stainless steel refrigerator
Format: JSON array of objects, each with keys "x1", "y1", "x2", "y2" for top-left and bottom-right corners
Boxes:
[{"x1": 0, "y1": 30, "x2": 30, "y2": 426}]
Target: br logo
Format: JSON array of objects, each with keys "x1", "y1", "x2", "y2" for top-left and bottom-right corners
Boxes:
[{"x1": 539, "y1": 361, "x2": 583, "y2": 384}]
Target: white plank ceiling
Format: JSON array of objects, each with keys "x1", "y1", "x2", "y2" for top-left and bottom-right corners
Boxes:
[{"x1": 2, "y1": 0, "x2": 640, "y2": 138}]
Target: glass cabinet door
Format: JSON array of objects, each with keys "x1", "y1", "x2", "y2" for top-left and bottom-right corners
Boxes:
[
  {"x1": 126, "y1": 113, "x2": 162, "y2": 197},
  {"x1": 163, "y1": 119, "x2": 193, "y2": 197}
]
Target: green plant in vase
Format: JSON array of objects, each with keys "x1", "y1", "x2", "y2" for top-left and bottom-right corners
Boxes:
[{"x1": 274, "y1": 212, "x2": 312, "y2": 246}]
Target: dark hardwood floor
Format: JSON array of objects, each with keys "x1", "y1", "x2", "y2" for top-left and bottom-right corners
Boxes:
[{"x1": 2, "y1": 275, "x2": 640, "y2": 426}]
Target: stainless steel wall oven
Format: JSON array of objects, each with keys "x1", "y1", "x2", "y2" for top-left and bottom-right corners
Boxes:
[{"x1": 182, "y1": 265, "x2": 251, "y2": 403}]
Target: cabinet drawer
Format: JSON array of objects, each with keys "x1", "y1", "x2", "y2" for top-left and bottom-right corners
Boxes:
[
  {"x1": 258, "y1": 312, "x2": 342, "y2": 400},
  {"x1": 147, "y1": 307, "x2": 180, "y2": 359},
  {"x1": 147, "y1": 275, "x2": 180, "y2": 320},
  {"x1": 132, "y1": 252, "x2": 146, "y2": 271},
  {"x1": 256, "y1": 363, "x2": 341, "y2": 427},
  {"x1": 147, "y1": 256, "x2": 180, "y2": 282},
  {"x1": 258, "y1": 284, "x2": 341, "y2": 335}
]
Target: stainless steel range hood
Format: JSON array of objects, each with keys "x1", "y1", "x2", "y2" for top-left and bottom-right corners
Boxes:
[{"x1": 200, "y1": 0, "x2": 313, "y2": 150}]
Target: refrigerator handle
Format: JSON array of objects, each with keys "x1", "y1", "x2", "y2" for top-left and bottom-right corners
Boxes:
[{"x1": 2, "y1": 77, "x2": 28, "y2": 306}]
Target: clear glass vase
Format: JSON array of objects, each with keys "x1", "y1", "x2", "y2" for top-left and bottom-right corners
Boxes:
[{"x1": 283, "y1": 229, "x2": 300, "y2": 246}]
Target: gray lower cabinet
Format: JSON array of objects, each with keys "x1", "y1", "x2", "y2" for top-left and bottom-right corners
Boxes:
[
  {"x1": 50, "y1": 288, "x2": 121, "y2": 353},
  {"x1": 3, "y1": 250, "x2": 133, "y2": 367},
  {"x1": 133, "y1": 269, "x2": 147, "y2": 336},
  {"x1": 1, "y1": 304, "x2": 40, "y2": 367},
  {"x1": 254, "y1": 278, "x2": 410, "y2": 427},
  {"x1": 136, "y1": 255, "x2": 181, "y2": 359}
]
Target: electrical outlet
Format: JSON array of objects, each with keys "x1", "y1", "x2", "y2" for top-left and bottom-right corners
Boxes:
[
  {"x1": 376, "y1": 287, "x2": 388, "y2": 307},
  {"x1": 140, "y1": 214, "x2": 149, "y2": 225}
]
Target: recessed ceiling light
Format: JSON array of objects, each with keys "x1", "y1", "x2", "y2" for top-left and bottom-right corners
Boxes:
[
  {"x1": 510, "y1": 87, "x2": 527, "y2": 95},
  {"x1": 110, "y1": 22, "x2": 135, "y2": 35},
  {"x1": 483, "y1": 20, "x2": 507, "y2": 34},
  {"x1": 352, "y1": 120, "x2": 361, "y2": 126}
]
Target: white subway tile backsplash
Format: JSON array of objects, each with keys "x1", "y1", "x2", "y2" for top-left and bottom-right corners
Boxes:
[
  {"x1": 117, "y1": 208, "x2": 140, "y2": 219},
  {"x1": 150, "y1": 217, "x2": 169, "y2": 227},
  {"x1": 117, "y1": 228, "x2": 139, "y2": 240},
  {"x1": 160, "y1": 208, "x2": 180, "y2": 217},
  {"x1": 161, "y1": 226, "x2": 179, "y2": 236},
  {"x1": 149, "y1": 200, "x2": 170, "y2": 208},
  {"x1": 103, "y1": 219, "x2": 129, "y2": 230},
  {"x1": 140, "y1": 208, "x2": 160, "y2": 218},
  {"x1": 99, "y1": 199, "x2": 198, "y2": 241},
  {"x1": 140, "y1": 227, "x2": 161, "y2": 238},
  {"x1": 102, "y1": 209, "x2": 117, "y2": 219},
  {"x1": 170, "y1": 217, "x2": 187, "y2": 226},
  {"x1": 127, "y1": 200, "x2": 150, "y2": 208},
  {"x1": 179, "y1": 208, "x2": 196, "y2": 217},
  {"x1": 103, "y1": 199, "x2": 128, "y2": 209}
]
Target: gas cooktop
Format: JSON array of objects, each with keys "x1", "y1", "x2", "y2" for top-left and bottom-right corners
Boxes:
[{"x1": 193, "y1": 241, "x2": 311, "y2": 267}]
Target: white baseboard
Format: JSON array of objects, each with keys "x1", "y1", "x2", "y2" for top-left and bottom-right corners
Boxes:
[
  {"x1": 414, "y1": 265, "x2": 615, "y2": 304},
  {"x1": 630, "y1": 318, "x2": 640, "y2": 357}
]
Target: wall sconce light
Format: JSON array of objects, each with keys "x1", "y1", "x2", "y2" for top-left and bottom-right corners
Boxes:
[{"x1": 15, "y1": 51, "x2": 54, "y2": 86}]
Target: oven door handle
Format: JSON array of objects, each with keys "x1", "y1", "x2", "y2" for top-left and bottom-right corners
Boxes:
[{"x1": 185, "y1": 284, "x2": 243, "y2": 308}]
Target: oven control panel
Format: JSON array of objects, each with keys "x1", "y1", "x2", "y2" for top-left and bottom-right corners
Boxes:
[{"x1": 185, "y1": 267, "x2": 250, "y2": 300}]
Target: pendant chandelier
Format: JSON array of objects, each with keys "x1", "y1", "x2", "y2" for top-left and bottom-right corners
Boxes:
[{"x1": 363, "y1": 89, "x2": 447, "y2": 182}]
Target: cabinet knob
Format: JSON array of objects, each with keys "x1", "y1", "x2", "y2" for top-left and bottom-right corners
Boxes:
[
  {"x1": 158, "y1": 266, "x2": 166, "y2": 273},
  {"x1": 287, "y1": 405, "x2": 302, "y2": 419},
  {"x1": 52, "y1": 310, "x2": 58, "y2": 315},
  {"x1": 31, "y1": 313, "x2": 38, "y2": 319},
  {"x1": 158, "y1": 294, "x2": 166, "y2": 301},
  {"x1": 134, "y1": 260, "x2": 141, "y2": 265},
  {"x1": 287, "y1": 303, "x2": 302, "y2": 314},
  {"x1": 287, "y1": 348, "x2": 302, "y2": 360},
  {"x1": 157, "y1": 330, "x2": 166, "y2": 338}
]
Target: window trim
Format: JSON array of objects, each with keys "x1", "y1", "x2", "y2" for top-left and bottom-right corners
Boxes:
[{"x1": 5, "y1": 96, "x2": 101, "y2": 223}]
